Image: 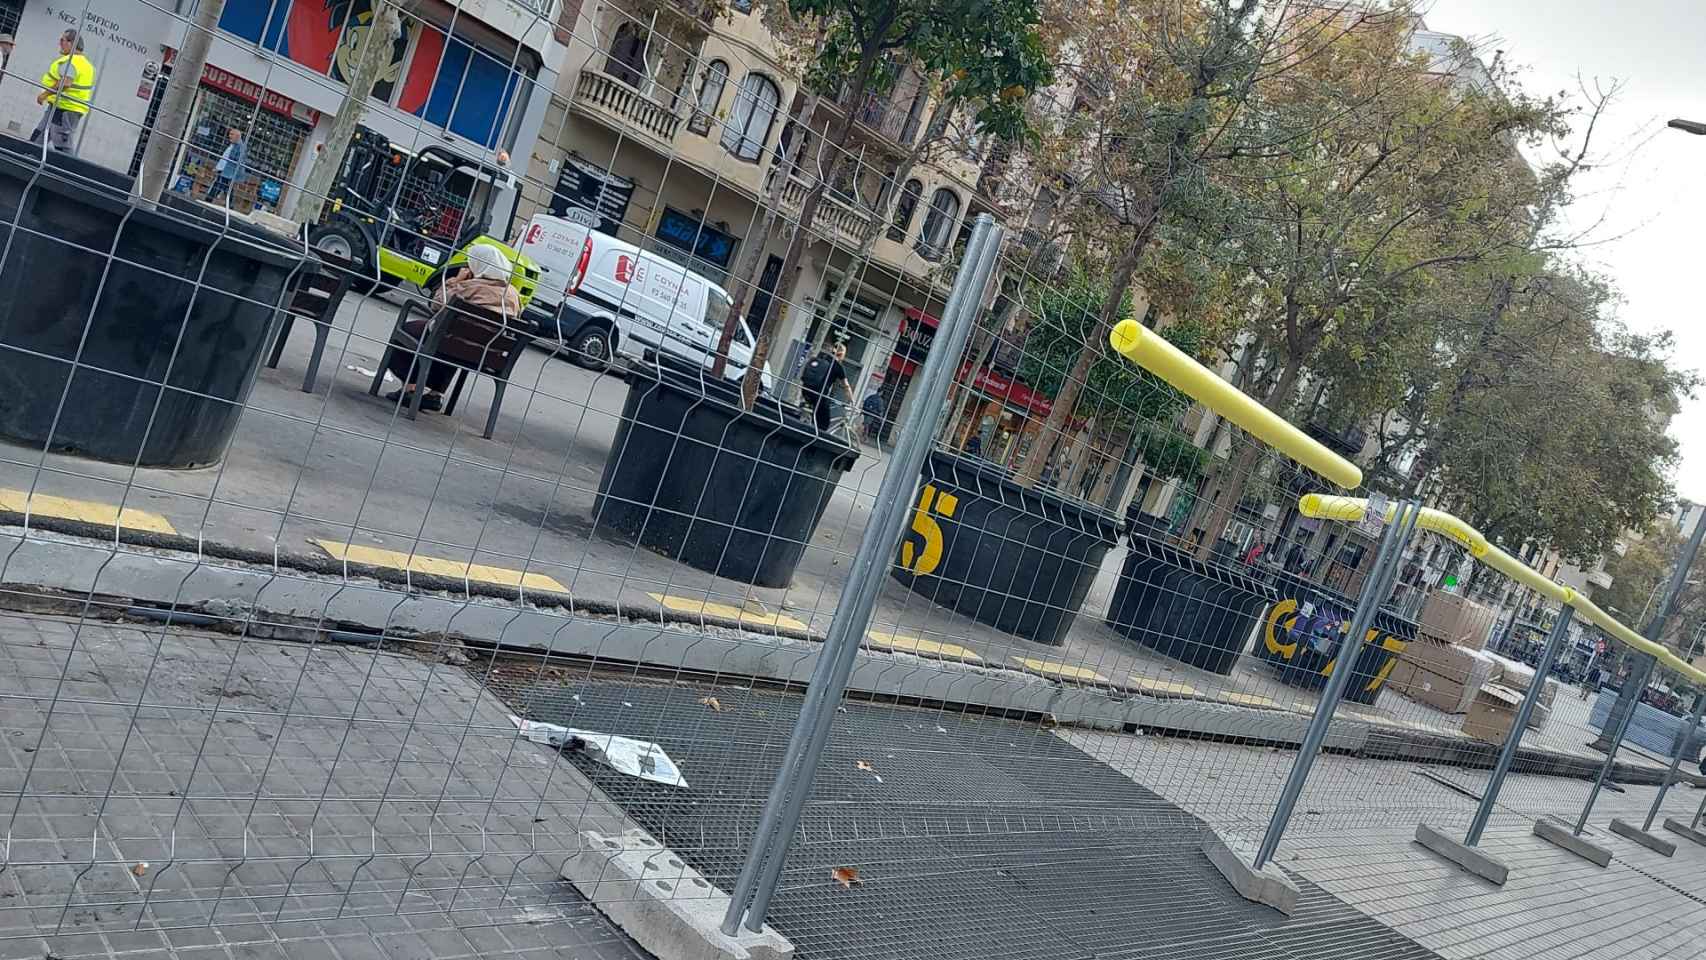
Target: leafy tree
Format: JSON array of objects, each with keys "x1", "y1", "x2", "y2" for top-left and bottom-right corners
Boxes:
[
  {"x1": 1177, "y1": 11, "x2": 1566, "y2": 557},
  {"x1": 1012, "y1": 267, "x2": 1208, "y2": 481},
  {"x1": 1008, "y1": 0, "x2": 1268, "y2": 489},
  {"x1": 710, "y1": 0, "x2": 1053, "y2": 405}
]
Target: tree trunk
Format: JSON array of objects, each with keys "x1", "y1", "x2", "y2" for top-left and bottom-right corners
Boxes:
[
  {"x1": 1191, "y1": 358, "x2": 1303, "y2": 562},
  {"x1": 942, "y1": 290, "x2": 1017, "y2": 447},
  {"x1": 710, "y1": 90, "x2": 818, "y2": 378},
  {"x1": 1406, "y1": 270, "x2": 1517, "y2": 497},
  {"x1": 289, "y1": 3, "x2": 404, "y2": 225},
  {"x1": 814, "y1": 95, "x2": 956, "y2": 338},
  {"x1": 136, "y1": 0, "x2": 227, "y2": 203},
  {"x1": 735, "y1": 53, "x2": 883, "y2": 409},
  {"x1": 1015, "y1": 231, "x2": 1148, "y2": 486}
]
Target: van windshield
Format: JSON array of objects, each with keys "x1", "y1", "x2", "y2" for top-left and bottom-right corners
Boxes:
[{"x1": 704, "y1": 290, "x2": 734, "y2": 332}]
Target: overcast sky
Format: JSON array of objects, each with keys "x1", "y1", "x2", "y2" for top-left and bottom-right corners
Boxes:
[{"x1": 1419, "y1": 0, "x2": 1706, "y2": 506}]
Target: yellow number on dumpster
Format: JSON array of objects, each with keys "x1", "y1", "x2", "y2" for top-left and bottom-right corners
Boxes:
[{"x1": 899, "y1": 484, "x2": 958, "y2": 576}]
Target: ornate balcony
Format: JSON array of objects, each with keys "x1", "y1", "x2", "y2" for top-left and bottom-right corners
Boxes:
[{"x1": 571, "y1": 69, "x2": 684, "y2": 147}]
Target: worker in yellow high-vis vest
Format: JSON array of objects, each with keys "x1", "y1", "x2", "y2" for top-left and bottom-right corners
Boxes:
[{"x1": 29, "y1": 30, "x2": 95, "y2": 155}]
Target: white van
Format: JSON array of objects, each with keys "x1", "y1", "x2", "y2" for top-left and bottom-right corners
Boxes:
[{"x1": 517, "y1": 213, "x2": 771, "y2": 389}]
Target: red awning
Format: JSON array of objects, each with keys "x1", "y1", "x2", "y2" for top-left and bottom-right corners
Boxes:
[{"x1": 957, "y1": 364, "x2": 1052, "y2": 418}]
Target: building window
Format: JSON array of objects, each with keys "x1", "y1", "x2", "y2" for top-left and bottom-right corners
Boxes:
[
  {"x1": 721, "y1": 72, "x2": 781, "y2": 162},
  {"x1": 605, "y1": 21, "x2": 649, "y2": 89},
  {"x1": 888, "y1": 179, "x2": 923, "y2": 242},
  {"x1": 775, "y1": 120, "x2": 808, "y2": 173},
  {"x1": 655, "y1": 208, "x2": 739, "y2": 283},
  {"x1": 0, "y1": 0, "x2": 21, "y2": 35},
  {"x1": 689, "y1": 59, "x2": 728, "y2": 136},
  {"x1": 918, "y1": 187, "x2": 960, "y2": 260}
]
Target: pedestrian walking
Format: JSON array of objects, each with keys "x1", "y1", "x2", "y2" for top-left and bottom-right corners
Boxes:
[
  {"x1": 29, "y1": 30, "x2": 95, "y2": 155},
  {"x1": 204, "y1": 127, "x2": 247, "y2": 203},
  {"x1": 800, "y1": 340, "x2": 850, "y2": 432},
  {"x1": 1579, "y1": 664, "x2": 1602, "y2": 700}
]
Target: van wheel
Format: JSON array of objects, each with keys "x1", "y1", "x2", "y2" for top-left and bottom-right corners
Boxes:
[{"x1": 567, "y1": 324, "x2": 614, "y2": 370}]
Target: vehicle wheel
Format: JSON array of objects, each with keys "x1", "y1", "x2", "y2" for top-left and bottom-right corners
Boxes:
[
  {"x1": 309, "y1": 221, "x2": 377, "y2": 294},
  {"x1": 567, "y1": 324, "x2": 614, "y2": 371}
]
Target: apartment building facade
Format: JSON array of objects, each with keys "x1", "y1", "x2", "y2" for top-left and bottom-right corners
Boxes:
[{"x1": 517, "y1": 0, "x2": 1019, "y2": 419}]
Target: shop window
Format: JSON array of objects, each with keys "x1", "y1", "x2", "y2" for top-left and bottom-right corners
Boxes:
[
  {"x1": 918, "y1": 187, "x2": 960, "y2": 260},
  {"x1": 721, "y1": 72, "x2": 781, "y2": 162},
  {"x1": 331, "y1": 8, "x2": 412, "y2": 96},
  {"x1": 172, "y1": 87, "x2": 311, "y2": 215},
  {"x1": 397, "y1": 22, "x2": 447, "y2": 115},
  {"x1": 449, "y1": 48, "x2": 520, "y2": 148},
  {"x1": 655, "y1": 208, "x2": 739, "y2": 283}
]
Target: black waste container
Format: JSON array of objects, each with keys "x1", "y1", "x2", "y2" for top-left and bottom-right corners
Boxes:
[
  {"x1": 1105, "y1": 533, "x2": 1277, "y2": 675},
  {"x1": 0, "y1": 135, "x2": 309, "y2": 468},
  {"x1": 889, "y1": 449, "x2": 1119, "y2": 647},
  {"x1": 1253, "y1": 570, "x2": 1419, "y2": 705},
  {"x1": 592, "y1": 356, "x2": 858, "y2": 588}
]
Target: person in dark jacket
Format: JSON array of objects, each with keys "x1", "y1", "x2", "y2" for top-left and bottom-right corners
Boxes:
[{"x1": 800, "y1": 340, "x2": 850, "y2": 431}]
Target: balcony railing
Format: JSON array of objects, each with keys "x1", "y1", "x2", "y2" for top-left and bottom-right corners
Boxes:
[
  {"x1": 854, "y1": 93, "x2": 920, "y2": 146},
  {"x1": 572, "y1": 68, "x2": 683, "y2": 144},
  {"x1": 776, "y1": 173, "x2": 876, "y2": 247}
]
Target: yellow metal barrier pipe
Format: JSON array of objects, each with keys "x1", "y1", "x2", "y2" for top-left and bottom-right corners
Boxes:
[
  {"x1": 1299, "y1": 494, "x2": 1489, "y2": 559},
  {"x1": 1109, "y1": 320, "x2": 1363, "y2": 489},
  {"x1": 1298, "y1": 495, "x2": 1706, "y2": 686}
]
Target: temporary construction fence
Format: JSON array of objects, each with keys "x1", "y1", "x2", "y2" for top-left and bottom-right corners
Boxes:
[{"x1": 0, "y1": 2, "x2": 1704, "y2": 960}]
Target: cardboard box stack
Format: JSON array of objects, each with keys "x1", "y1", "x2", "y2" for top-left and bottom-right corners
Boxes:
[
  {"x1": 1479, "y1": 652, "x2": 1559, "y2": 730},
  {"x1": 1387, "y1": 639, "x2": 1497, "y2": 714},
  {"x1": 1462, "y1": 684, "x2": 1525, "y2": 743},
  {"x1": 1418, "y1": 591, "x2": 1499, "y2": 651}
]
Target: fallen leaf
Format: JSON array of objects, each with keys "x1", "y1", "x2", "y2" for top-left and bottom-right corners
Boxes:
[
  {"x1": 1039, "y1": 713, "x2": 1059, "y2": 730},
  {"x1": 855, "y1": 760, "x2": 874, "y2": 772},
  {"x1": 699, "y1": 696, "x2": 724, "y2": 712},
  {"x1": 131, "y1": 862, "x2": 148, "y2": 877},
  {"x1": 830, "y1": 866, "x2": 861, "y2": 888}
]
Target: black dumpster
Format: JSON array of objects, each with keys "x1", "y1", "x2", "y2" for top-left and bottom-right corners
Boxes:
[
  {"x1": 889, "y1": 449, "x2": 1119, "y2": 647},
  {"x1": 0, "y1": 135, "x2": 309, "y2": 468},
  {"x1": 1253, "y1": 570, "x2": 1419, "y2": 705},
  {"x1": 1105, "y1": 533, "x2": 1277, "y2": 675},
  {"x1": 592, "y1": 356, "x2": 858, "y2": 588}
]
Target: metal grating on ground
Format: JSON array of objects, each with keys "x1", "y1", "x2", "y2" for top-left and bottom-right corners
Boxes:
[{"x1": 506, "y1": 675, "x2": 1446, "y2": 960}]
